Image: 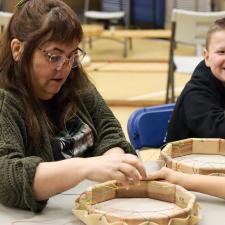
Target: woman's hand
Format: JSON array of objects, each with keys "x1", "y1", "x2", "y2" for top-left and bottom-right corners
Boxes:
[
  {"x1": 84, "y1": 153, "x2": 147, "y2": 185},
  {"x1": 33, "y1": 154, "x2": 146, "y2": 201}
]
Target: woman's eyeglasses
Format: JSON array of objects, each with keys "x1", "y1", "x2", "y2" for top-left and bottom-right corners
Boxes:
[{"x1": 38, "y1": 47, "x2": 86, "y2": 69}]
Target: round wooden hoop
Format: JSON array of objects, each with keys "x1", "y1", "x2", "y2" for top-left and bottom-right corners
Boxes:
[
  {"x1": 161, "y1": 138, "x2": 225, "y2": 175},
  {"x1": 73, "y1": 180, "x2": 200, "y2": 225}
]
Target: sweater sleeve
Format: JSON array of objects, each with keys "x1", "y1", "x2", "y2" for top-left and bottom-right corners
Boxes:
[
  {"x1": 80, "y1": 85, "x2": 136, "y2": 156},
  {"x1": 0, "y1": 92, "x2": 47, "y2": 212},
  {"x1": 183, "y1": 88, "x2": 225, "y2": 138}
]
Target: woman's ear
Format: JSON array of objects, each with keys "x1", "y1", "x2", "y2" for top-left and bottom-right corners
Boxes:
[{"x1": 11, "y1": 38, "x2": 23, "y2": 61}]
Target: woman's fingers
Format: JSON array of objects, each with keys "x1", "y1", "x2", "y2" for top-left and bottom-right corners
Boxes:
[
  {"x1": 121, "y1": 154, "x2": 147, "y2": 179},
  {"x1": 113, "y1": 170, "x2": 130, "y2": 185},
  {"x1": 118, "y1": 163, "x2": 141, "y2": 183},
  {"x1": 86, "y1": 154, "x2": 147, "y2": 184}
]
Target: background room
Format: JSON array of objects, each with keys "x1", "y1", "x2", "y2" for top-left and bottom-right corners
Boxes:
[
  {"x1": 1, "y1": 0, "x2": 225, "y2": 145},
  {"x1": 1, "y1": 1, "x2": 225, "y2": 225}
]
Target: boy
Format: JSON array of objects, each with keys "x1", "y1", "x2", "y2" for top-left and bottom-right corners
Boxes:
[{"x1": 167, "y1": 18, "x2": 225, "y2": 142}]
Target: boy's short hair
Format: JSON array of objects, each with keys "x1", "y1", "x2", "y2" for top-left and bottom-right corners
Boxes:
[{"x1": 206, "y1": 17, "x2": 225, "y2": 50}]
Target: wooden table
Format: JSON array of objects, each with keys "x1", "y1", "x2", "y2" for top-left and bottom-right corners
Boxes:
[
  {"x1": 82, "y1": 24, "x2": 171, "y2": 57},
  {"x1": 82, "y1": 24, "x2": 104, "y2": 38},
  {"x1": 101, "y1": 29, "x2": 171, "y2": 39}
]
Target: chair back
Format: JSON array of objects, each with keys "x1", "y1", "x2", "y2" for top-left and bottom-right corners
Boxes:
[
  {"x1": 173, "y1": 9, "x2": 225, "y2": 55},
  {"x1": 102, "y1": 0, "x2": 127, "y2": 12},
  {"x1": 84, "y1": 0, "x2": 130, "y2": 28},
  {"x1": 127, "y1": 103, "x2": 175, "y2": 149}
]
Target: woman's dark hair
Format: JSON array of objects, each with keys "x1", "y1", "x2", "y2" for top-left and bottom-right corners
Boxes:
[{"x1": 0, "y1": 0, "x2": 91, "y2": 146}]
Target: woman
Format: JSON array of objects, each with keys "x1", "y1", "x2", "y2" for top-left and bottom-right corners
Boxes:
[{"x1": 0, "y1": 0, "x2": 146, "y2": 212}]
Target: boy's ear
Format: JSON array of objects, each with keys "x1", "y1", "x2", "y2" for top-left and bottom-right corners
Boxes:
[
  {"x1": 11, "y1": 38, "x2": 23, "y2": 61},
  {"x1": 203, "y1": 48, "x2": 210, "y2": 67}
]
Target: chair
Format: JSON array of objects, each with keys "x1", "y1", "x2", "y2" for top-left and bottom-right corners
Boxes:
[
  {"x1": 84, "y1": 0, "x2": 130, "y2": 29},
  {"x1": 166, "y1": 9, "x2": 225, "y2": 103},
  {"x1": 0, "y1": 11, "x2": 12, "y2": 34},
  {"x1": 127, "y1": 103, "x2": 175, "y2": 150},
  {"x1": 83, "y1": 0, "x2": 131, "y2": 57}
]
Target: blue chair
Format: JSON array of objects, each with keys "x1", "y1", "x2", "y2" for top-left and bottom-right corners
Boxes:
[{"x1": 127, "y1": 103, "x2": 175, "y2": 149}]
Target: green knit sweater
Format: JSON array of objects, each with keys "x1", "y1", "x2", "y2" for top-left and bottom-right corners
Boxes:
[{"x1": 0, "y1": 87, "x2": 135, "y2": 212}]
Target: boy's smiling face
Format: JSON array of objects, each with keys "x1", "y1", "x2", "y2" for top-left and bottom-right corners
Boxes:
[{"x1": 204, "y1": 30, "x2": 225, "y2": 85}]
